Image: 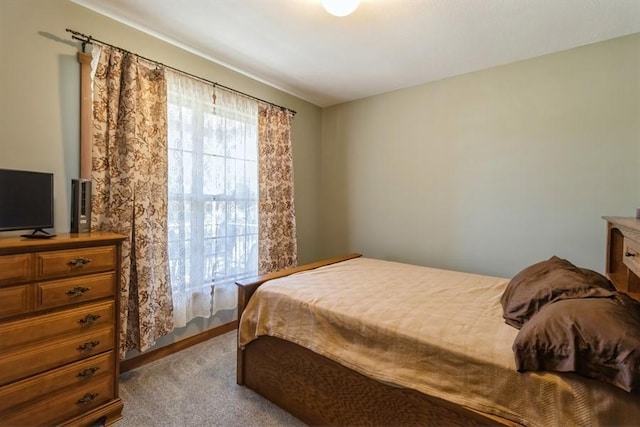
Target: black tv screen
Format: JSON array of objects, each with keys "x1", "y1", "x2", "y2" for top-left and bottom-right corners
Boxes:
[{"x1": 0, "y1": 168, "x2": 54, "y2": 232}]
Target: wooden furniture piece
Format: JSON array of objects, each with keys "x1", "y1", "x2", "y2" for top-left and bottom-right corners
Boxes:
[
  {"x1": 236, "y1": 254, "x2": 506, "y2": 426},
  {"x1": 603, "y1": 216, "x2": 640, "y2": 301},
  {"x1": 0, "y1": 232, "x2": 125, "y2": 426},
  {"x1": 237, "y1": 243, "x2": 640, "y2": 426}
]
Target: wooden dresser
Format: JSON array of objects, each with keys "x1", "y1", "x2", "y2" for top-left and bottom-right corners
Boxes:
[
  {"x1": 603, "y1": 217, "x2": 640, "y2": 301},
  {"x1": 0, "y1": 232, "x2": 125, "y2": 426}
]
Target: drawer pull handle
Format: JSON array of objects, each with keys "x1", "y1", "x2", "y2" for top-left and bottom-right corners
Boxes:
[
  {"x1": 65, "y1": 286, "x2": 91, "y2": 297},
  {"x1": 67, "y1": 257, "x2": 92, "y2": 268},
  {"x1": 77, "y1": 341, "x2": 100, "y2": 352},
  {"x1": 77, "y1": 367, "x2": 100, "y2": 378},
  {"x1": 625, "y1": 251, "x2": 636, "y2": 257},
  {"x1": 78, "y1": 314, "x2": 101, "y2": 326},
  {"x1": 75, "y1": 392, "x2": 98, "y2": 405}
]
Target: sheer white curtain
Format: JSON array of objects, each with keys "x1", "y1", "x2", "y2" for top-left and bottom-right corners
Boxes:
[{"x1": 166, "y1": 69, "x2": 259, "y2": 328}]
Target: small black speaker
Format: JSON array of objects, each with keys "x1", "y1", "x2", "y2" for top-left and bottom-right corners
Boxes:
[{"x1": 71, "y1": 179, "x2": 92, "y2": 233}]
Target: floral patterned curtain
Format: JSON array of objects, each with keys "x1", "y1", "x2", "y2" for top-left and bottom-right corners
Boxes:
[
  {"x1": 91, "y1": 45, "x2": 174, "y2": 357},
  {"x1": 257, "y1": 105, "x2": 297, "y2": 274}
]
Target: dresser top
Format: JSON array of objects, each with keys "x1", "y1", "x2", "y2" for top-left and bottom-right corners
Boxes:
[
  {"x1": 603, "y1": 216, "x2": 640, "y2": 231},
  {"x1": 0, "y1": 232, "x2": 126, "y2": 253}
]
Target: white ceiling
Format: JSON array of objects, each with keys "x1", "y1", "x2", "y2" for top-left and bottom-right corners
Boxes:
[{"x1": 72, "y1": 0, "x2": 640, "y2": 107}]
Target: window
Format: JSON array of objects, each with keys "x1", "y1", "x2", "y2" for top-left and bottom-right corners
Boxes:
[{"x1": 166, "y1": 70, "x2": 258, "y2": 327}]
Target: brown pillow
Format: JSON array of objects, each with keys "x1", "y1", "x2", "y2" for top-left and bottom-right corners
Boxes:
[
  {"x1": 513, "y1": 294, "x2": 640, "y2": 392},
  {"x1": 501, "y1": 256, "x2": 616, "y2": 329},
  {"x1": 579, "y1": 267, "x2": 617, "y2": 291}
]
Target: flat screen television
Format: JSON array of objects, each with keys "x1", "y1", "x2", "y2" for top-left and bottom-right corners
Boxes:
[{"x1": 0, "y1": 168, "x2": 55, "y2": 238}]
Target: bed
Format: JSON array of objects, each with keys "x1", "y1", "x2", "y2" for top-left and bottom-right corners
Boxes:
[{"x1": 236, "y1": 253, "x2": 640, "y2": 426}]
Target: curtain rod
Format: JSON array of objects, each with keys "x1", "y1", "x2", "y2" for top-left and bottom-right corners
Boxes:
[{"x1": 65, "y1": 28, "x2": 296, "y2": 116}]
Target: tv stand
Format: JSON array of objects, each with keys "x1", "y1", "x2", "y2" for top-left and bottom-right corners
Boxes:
[{"x1": 20, "y1": 229, "x2": 57, "y2": 239}]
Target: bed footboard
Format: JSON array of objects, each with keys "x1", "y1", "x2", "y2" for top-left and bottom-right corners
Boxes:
[
  {"x1": 242, "y1": 335, "x2": 507, "y2": 426},
  {"x1": 236, "y1": 253, "x2": 362, "y2": 384}
]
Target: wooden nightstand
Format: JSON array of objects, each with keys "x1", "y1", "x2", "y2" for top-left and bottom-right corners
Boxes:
[{"x1": 603, "y1": 216, "x2": 640, "y2": 301}]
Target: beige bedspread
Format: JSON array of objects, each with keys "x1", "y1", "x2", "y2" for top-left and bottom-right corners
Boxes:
[{"x1": 239, "y1": 258, "x2": 640, "y2": 426}]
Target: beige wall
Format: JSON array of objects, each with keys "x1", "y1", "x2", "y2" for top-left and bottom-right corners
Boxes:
[
  {"x1": 0, "y1": 0, "x2": 323, "y2": 264},
  {"x1": 320, "y1": 33, "x2": 640, "y2": 277}
]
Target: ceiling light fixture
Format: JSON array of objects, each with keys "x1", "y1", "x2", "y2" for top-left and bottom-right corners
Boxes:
[{"x1": 322, "y1": 0, "x2": 360, "y2": 17}]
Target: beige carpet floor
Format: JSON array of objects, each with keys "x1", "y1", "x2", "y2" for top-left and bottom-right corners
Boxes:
[{"x1": 117, "y1": 331, "x2": 306, "y2": 427}]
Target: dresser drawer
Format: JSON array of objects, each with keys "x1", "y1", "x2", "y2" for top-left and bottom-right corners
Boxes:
[
  {"x1": 0, "y1": 325, "x2": 114, "y2": 386},
  {"x1": 36, "y1": 246, "x2": 116, "y2": 279},
  {"x1": 36, "y1": 272, "x2": 116, "y2": 310},
  {"x1": 623, "y1": 237, "x2": 640, "y2": 278},
  {"x1": 0, "y1": 253, "x2": 32, "y2": 285},
  {"x1": 0, "y1": 284, "x2": 32, "y2": 320},
  {"x1": 0, "y1": 373, "x2": 114, "y2": 426},
  {"x1": 0, "y1": 300, "x2": 114, "y2": 351},
  {"x1": 0, "y1": 352, "x2": 114, "y2": 413}
]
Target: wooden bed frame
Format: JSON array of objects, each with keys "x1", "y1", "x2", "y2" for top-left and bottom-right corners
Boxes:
[
  {"x1": 236, "y1": 220, "x2": 640, "y2": 425},
  {"x1": 236, "y1": 254, "x2": 509, "y2": 426}
]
